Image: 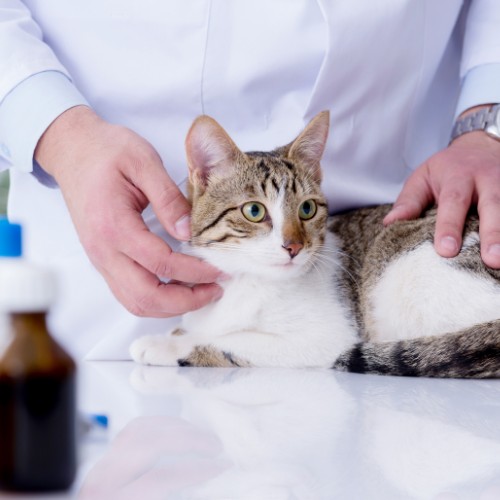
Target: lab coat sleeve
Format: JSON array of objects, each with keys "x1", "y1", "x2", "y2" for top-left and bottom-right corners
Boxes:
[
  {"x1": 456, "y1": 63, "x2": 500, "y2": 117},
  {"x1": 456, "y1": 0, "x2": 500, "y2": 115},
  {"x1": 0, "y1": 1, "x2": 88, "y2": 178}
]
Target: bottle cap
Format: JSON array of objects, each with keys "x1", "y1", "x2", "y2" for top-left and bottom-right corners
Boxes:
[
  {"x1": 0, "y1": 218, "x2": 22, "y2": 257},
  {"x1": 0, "y1": 220, "x2": 56, "y2": 311},
  {"x1": 0, "y1": 261, "x2": 56, "y2": 312}
]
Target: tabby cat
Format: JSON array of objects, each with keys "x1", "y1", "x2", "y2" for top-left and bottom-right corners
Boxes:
[{"x1": 130, "y1": 111, "x2": 500, "y2": 378}]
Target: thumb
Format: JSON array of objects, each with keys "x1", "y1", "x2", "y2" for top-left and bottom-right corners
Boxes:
[
  {"x1": 138, "y1": 157, "x2": 193, "y2": 241},
  {"x1": 383, "y1": 164, "x2": 433, "y2": 226}
]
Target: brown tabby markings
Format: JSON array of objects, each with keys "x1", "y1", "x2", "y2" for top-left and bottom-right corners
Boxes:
[
  {"x1": 329, "y1": 206, "x2": 500, "y2": 340},
  {"x1": 178, "y1": 346, "x2": 250, "y2": 368},
  {"x1": 172, "y1": 111, "x2": 500, "y2": 377},
  {"x1": 189, "y1": 150, "x2": 328, "y2": 251},
  {"x1": 330, "y1": 206, "x2": 500, "y2": 377}
]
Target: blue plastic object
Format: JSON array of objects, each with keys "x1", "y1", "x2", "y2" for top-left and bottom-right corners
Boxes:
[{"x1": 0, "y1": 217, "x2": 22, "y2": 257}]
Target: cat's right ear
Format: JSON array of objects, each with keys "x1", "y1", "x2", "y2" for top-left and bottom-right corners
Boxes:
[
  {"x1": 287, "y1": 110, "x2": 330, "y2": 182},
  {"x1": 185, "y1": 115, "x2": 242, "y2": 194}
]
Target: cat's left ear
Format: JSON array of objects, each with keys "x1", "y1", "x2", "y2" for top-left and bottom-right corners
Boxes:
[
  {"x1": 287, "y1": 111, "x2": 330, "y2": 182},
  {"x1": 185, "y1": 115, "x2": 242, "y2": 193}
]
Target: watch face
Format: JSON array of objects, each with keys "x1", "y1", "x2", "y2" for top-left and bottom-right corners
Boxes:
[{"x1": 485, "y1": 104, "x2": 500, "y2": 140}]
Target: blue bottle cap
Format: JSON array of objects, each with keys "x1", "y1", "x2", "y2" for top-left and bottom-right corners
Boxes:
[{"x1": 0, "y1": 217, "x2": 22, "y2": 257}]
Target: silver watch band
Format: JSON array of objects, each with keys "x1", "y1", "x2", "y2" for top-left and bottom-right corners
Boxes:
[{"x1": 451, "y1": 103, "x2": 500, "y2": 142}]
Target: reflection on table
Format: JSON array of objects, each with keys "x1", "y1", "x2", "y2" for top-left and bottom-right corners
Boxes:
[{"x1": 73, "y1": 363, "x2": 500, "y2": 499}]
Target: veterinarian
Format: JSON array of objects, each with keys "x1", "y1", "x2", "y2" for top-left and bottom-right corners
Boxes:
[{"x1": 1, "y1": 1, "x2": 499, "y2": 359}]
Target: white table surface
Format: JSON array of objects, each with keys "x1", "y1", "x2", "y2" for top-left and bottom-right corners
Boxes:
[{"x1": 4, "y1": 361, "x2": 500, "y2": 499}]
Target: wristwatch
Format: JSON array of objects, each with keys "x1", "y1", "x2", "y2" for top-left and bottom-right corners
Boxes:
[{"x1": 450, "y1": 103, "x2": 500, "y2": 142}]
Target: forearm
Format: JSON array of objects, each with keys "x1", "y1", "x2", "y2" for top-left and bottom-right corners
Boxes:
[{"x1": 34, "y1": 105, "x2": 97, "y2": 181}]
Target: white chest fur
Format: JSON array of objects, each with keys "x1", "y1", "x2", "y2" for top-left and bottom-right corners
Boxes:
[
  {"x1": 366, "y1": 238, "x2": 500, "y2": 342},
  {"x1": 181, "y1": 259, "x2": 357, "y2": 367}
]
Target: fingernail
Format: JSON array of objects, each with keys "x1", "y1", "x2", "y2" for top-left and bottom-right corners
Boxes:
[
  {"x1": 217, "y1": 272, "x2": 231, "y2": 282},
  {"x1": 383, "y1": 214, "x2": 394, "y2": 226},
  {"x1": 383, "y1": 206, "x2": 403, "y2": 226},
  {"x1": 211, "y1": 287, "x2": 224, "y2": 303},
  {"x1": 174, "y1": 215, "x2": 191, "y2": 241},
  {"x1": 440, "y1": 236, "x2": 458, "y2": 254},
  {"x1": 487, "y1": 244, "x2": 500, "y2": 256}
]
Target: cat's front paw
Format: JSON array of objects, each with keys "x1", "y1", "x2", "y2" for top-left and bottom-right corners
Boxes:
[{"x1": 130, "y1": 334, "x2": 185, "y2": 366}]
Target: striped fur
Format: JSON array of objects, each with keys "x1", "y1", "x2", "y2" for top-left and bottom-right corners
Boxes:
[
  {"x1": 130, "y1": 112, "x2": 500, "y2": 378},
  {"x1": 333, "y1": 320, "x2": 500, "y2": 378}
]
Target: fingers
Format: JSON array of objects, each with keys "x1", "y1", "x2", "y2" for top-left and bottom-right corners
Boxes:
[
  {"x1": 383, "y1": 165, "x2": 433, "y2": 226},
  {"x1": 476, "y1": 177, "x2": 500, "y2": 268},
  {"x1": 35, "y1": 110, "x2": 224, "y2": 316},
  {"x1": 103, "y1": 253, "x2": 223, "y2": 317},
  {"x1": 126, "y1": 460, "x2": 231, "y2": 497},
  {"x1": 433, "y1": 178, "x2": 474, "y2": 258},
  {"x1": 130, "y1": 155, "x2": 194, "y2": 241},
  {"x1": 120, "y1": 225, "x2": 221, "y2": 284},
  {"x1": 79, "y1": 416, "x2": 229, "y2": 498},
  {"x1": 96, "y1": 212, "x2": 224, "y2": 316}
]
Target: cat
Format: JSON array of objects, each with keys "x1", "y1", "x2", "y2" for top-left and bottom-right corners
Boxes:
[{"x1": 130, "y1": 111, "x2": 500, "y2": 378}]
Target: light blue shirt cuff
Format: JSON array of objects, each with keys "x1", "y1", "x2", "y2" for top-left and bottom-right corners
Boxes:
[
  {"x1": 455, "y1": 63, "x2": 500, "y2": 118},
  {"x1": 0, "y1": 71, "x2": 89, "y2": 186}
]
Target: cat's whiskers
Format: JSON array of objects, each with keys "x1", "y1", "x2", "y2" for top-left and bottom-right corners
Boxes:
[
  {"x1": 313, "y1": 246, "x2": 359, "y2": 286},
  {"x1": 307, "y1": 255, "x2": 324, "y2": 277},
  {"x1": 192, "y1": 240, "x2": 283, "y2": 259},
  {"x1": 193, "y1": 238, "x2": 338, "y2": 275},
  {"x1": 320, "y1": 246, "x2": 361, "y2": 268}
]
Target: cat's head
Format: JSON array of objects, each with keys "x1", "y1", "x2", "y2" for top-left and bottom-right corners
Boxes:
[{"x1": 185, "y1": 111, "x2": 330, "y2": 279}]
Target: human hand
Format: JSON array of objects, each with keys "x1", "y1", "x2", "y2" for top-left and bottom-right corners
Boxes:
[
  {"x1": 35, "y1": 106, "x2": 223, "y2": 317},
  {"x1": 78, "y1": 416, "x2": 229, "y2": 499},
  {"x1": 384, "y1": 108, "x2": 500, "y2": 269}
]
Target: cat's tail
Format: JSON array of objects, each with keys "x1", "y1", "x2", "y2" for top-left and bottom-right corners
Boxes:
[{"x1": 333, "y1": 320, "x2": 500, "y2": 378}]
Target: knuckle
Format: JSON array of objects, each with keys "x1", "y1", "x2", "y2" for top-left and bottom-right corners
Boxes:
[
  {"x1": 114, "y1": 132, "x2": 161, "y2": 177},
  {"x1": 106, "y1": 282, "x2": 150, "y2": 317},
  {"x1": 127, "y1": 293, "x2": 155, "y2": 317},
  {"x1": 435, "y1": 216, "x2": 463, "y2": 239},
  {"x1": 481, "y1": 164, "x2": 500, "y2": 180},
  {"x1": 126, "y1": 304, "x2": 147, "y2": 317},
  {"x1": 439, "y1": 188, "x2": 470, "y2": 206},
  {"x1": 150, "y1": 250, "x2": 174, "y2": 279},
  {"x1": 155, "y1": 184, "x2": 186, "y2": 214},
  {"x1": 483, "y1": 230, "x2": 500, "y2": 245},
  {"x1": 479, "y1": 192, "x2": 500, "y2": 211},
  {"x1": 129, "y1": 150, "x2": 161, "y2": 182},
  {"x1": 153, "y1": 259, "x2": 174, "y2": 279}
]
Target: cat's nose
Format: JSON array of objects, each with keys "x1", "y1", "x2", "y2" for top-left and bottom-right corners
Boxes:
[{"x1": 282, "y1": 241, "x2": 303, "y2": 258}]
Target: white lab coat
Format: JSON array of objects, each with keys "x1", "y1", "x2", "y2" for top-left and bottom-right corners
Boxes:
[{"x1": 0, "y1": 0, "x2": 499, "y2": 359}]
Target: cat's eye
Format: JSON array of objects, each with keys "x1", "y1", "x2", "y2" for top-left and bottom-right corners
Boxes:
[
  {"x1": 298, "y1": 199, "x2": 317, "y2": 220},
  {"x1": 242, "y1": 202, "x2": 267, "y2": 222}
]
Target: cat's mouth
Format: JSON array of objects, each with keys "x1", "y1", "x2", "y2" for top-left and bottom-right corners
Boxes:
[
  {"x1": 274, "y1": 260, "x2": 296, "y2": 268},
  {"x1": 271, "y1": 263, "x2": 293, "y2": 270},
  {"x1": 271, "y1": 256, "x2": 309, "y2": 270}
]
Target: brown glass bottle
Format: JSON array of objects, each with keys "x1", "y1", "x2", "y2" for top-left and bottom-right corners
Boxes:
[{"x1": 0, "y1": 311, "x2": 77, "y2": 492}]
